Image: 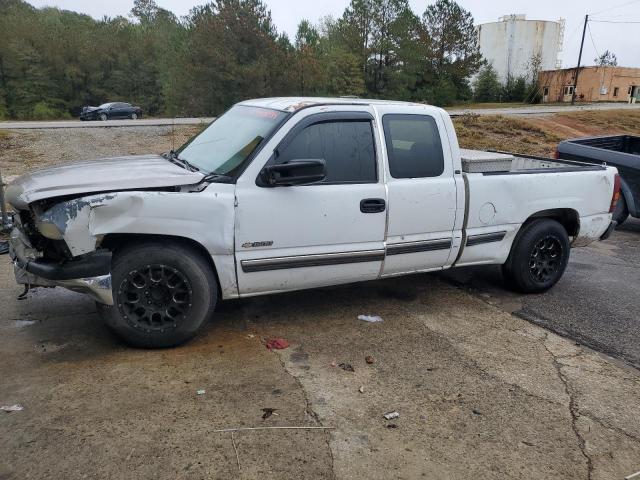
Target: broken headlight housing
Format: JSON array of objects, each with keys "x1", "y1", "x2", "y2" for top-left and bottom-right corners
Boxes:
[{"x1": 35, "y1": 220, "x2": 64, "y2": 240}]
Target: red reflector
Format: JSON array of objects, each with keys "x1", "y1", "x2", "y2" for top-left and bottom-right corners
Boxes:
[
  {"x1": 553, "y1": 149, "x2": 560, "y2": 159},
  {"x1": 610, "y1": 174, "x2": 622, "y2": 213}
]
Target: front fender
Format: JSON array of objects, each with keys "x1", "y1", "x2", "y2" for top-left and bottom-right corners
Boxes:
[{"x1": 36, "y1": 187, "x2": 239, "y2": 298}]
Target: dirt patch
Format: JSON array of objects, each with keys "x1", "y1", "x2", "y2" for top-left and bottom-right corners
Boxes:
[
  {"x1": 453, "y1": 114, "x2": 564, "y2": 157},
  {"x1": 0, "y1": 125, "x2": 202, "y2": 178},
  {"x1": 454, "y1": 109, "x2": 640, "y2": 157}
]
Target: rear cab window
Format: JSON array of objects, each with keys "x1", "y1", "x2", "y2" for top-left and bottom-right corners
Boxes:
[{"x1": 382, "y1": 114, "x2": 444, "y2": 178}]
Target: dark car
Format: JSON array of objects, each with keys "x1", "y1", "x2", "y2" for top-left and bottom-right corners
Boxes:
[
  {"x1": 557, "y1": 135, "x2": 640, "y2": 225},
  {"x1": 80, "y1": 102, "x2": 142, "y2": 121}
]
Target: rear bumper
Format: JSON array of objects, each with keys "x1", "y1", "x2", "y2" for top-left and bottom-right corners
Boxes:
[{"x1": 572, "y1": 213, "x2": 615, "y2": 247}]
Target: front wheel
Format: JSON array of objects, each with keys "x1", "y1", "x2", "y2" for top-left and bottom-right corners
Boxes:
[
  {"x1": 99, "y1": 113, "x2": 108, "y2": 121},
  {"x1": 502, "y1": 219, "x2": 570, "y2": 293},
  {"x1": 97, "y1": 241, "x2": 218, "y2": 348}
]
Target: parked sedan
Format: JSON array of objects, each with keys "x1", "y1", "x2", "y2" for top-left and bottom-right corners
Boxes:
[{"x1": 80, "y1": 102, "x2": 142, "y2": 121}]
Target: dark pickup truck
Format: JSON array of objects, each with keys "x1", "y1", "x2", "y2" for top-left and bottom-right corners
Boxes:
[{"x1": 557, "y1": 135, "x2": 640, "y2": 225}]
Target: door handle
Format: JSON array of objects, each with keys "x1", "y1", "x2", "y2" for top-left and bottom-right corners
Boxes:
[{"x1": 360, "y1": 198, "x2": 386, "y2": 213}]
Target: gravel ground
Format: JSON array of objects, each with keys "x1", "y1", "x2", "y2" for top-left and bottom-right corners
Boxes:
[{"x1": 0, "y1": 125, "x2": 203, "y2": 178}]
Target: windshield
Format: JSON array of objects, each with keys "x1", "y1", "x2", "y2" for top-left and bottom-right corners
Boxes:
[
  {"x1": 98, "y1": 103, "x2": 113, "y2": 109},
  {"x1": 177, "y1": 105, "x2": 288, "y2": 175}
]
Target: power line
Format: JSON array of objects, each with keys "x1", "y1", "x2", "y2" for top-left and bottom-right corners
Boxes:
[
  {"x1": 589, "y1": 0, "x2": 640, "y2": 16},
  {"x1": 587, "y1": 23, "x2": 600, "y2": 59},
  {"x1": 589, "y1": 19, "x2": 640, "y2": 23}
]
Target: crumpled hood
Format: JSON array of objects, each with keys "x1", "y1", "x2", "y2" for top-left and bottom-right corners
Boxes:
[{"x1": 6, "y1": 154, "x2": 205, "y2": 209}]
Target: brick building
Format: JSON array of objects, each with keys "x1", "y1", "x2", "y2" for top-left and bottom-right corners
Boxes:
[{"x1": 538, "y1": 66, "x2": 640, "y2": 103}]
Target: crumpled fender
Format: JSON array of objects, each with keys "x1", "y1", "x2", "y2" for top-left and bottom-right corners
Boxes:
[{"x1": 36, "y1": 186, "x2": 238, "y2": 298}]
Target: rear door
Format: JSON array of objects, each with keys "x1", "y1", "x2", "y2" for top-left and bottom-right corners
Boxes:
[
  {"x1": 234, "y1": 106, "x2": 387, "y2": 295},
  {"x1": 376, "y1": 107, "x2": 459, "y2": 276},
  {"x1": 120, "y1": 103, "x2": 132, "y2": 118}
]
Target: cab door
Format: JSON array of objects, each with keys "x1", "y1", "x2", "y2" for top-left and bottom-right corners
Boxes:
[
  {"x1": 234, "y1": 107, "x2": 387, "y2": 295},
  {"x1": 376, "y1": 107, "x2": 459, "y2": 276}
]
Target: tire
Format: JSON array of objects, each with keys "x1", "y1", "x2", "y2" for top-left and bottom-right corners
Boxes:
[
  {"x1": 97, "y1": 241, "x2": 218, "y2": 348},
  {"x1": 131, "y1": 112, "x2": 138, "y2": 120},
  {"x1": 502, "y1": 219, "x2": 570, "y2": 293},
  {"x1": 612, "y1": 195, "x2": 629, "y2": 226},
  {"x1": 99, "y1": 113, "x2": 108, "y2": 121}
]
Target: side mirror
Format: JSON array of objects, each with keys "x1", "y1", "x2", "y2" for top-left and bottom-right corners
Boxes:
[{"x1": 260, "y1": 159, "x2": 326, "y2": 187}]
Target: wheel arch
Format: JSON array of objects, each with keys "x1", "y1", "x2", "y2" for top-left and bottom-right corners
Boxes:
[
  {"x1": 524, "y1": 208, "x2": 580, "y2": 237},
  {"x1": 505, "y1": 209, "x2": 577, "y2": 265},
  {"x1": 101, "y1": 233, "x2": 222, "y2": 299}
]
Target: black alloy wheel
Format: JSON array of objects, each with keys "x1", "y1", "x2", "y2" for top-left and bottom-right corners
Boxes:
[
  {"x1": 502, "y1": 218, "x2": 570, "y2": 293},
  {"x1": 97, "y1": 240, "x2": 218, "y2": 348},
  {"x1": 528, "y1": 235, "x2": 563, "y2": 283},
  {"x1": 118, "y1": 264, "x2": 193, "y2": 333}
]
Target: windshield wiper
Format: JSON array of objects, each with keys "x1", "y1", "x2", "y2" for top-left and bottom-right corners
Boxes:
[
  {"x1": 202, "y1": 172, "x2": 234, "y2": 183},
  {"x1": 165, "y1": 150, "x2": 200, "y2": 173}
]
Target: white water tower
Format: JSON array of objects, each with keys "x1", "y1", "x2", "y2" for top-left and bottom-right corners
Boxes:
[{"x1": 476, "y1": 14, "x2": 564, "y2": 83}]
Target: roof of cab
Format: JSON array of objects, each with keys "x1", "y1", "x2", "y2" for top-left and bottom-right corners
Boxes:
[{"x1": 238, "y1": 97, "x2": 428, "y2": 112}]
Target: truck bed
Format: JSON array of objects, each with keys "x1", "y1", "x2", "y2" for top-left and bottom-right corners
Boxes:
[
  {"x1": 460, "y1": 149, "x2": 605, "y2": 175},
  {"x1": 563, "y1": 135, "x2": 640, "y2": 155},
  {"x1": 556, "y1": 135, "x2": 640, "y2": 219},
  {"x1": 456, "y1": 149, "x2": 617, "y2": 267}
]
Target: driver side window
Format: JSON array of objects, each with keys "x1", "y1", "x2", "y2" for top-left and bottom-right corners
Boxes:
[{"x1": 277, "y1": 120, "x2": 377, "y2": 184}]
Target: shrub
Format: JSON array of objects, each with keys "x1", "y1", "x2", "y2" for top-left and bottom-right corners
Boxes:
[{"x1": 30, "y1": 102, "x2": 70, "y2": 120}]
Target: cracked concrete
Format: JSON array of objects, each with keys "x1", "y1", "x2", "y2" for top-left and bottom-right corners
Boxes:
[
  {"x1": 542, "y1": 334, "x2": 593, "y2": 480},
  {"x1": 444, "y1": 218, "x2": 640, "y2": 368},
  {"x1": 2, "y1": 258, "x2": 640, "y2": 479}
]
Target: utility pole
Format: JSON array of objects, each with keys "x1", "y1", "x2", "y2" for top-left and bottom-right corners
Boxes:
[{"x1": 572, "y1": 14, "x2": 588, "y2": 105}]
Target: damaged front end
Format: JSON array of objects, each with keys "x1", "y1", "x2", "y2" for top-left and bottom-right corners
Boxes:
[
  {"x1": 4, "y1": 154, "x2": 208, "y2": 305},
  {"x1": 9, "y1": 207, "x2": 114, "y2": 305}
]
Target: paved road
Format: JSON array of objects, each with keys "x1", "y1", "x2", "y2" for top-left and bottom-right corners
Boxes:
[
  {"x1": 0, "y1": 117, "x2": 215, "y2": 129},
  {"x1": 443, "y1": 217, "x2": 640, "y2": 368},
  {"x1": 1, "y1": 102, "x2": 638, "y2": 129},
  {"x1": 447, "y1": 101, "x2": 640, "y2": 117},
  {"x1": 2, "y1": 247, "x2": 639, "y2": 478}
]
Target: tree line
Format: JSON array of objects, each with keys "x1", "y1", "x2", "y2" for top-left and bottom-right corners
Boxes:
[{"x1": 1, "y1": 0, "x2": 495, "y2": 119}]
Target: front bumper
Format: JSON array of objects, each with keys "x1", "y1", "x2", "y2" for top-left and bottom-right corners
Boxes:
[
  {"x1": 79, "y1": 112, "x2": 100, "y2": 120},
  {"x1": 9, "y1": 226, "x2": 114, "y2": 305}
]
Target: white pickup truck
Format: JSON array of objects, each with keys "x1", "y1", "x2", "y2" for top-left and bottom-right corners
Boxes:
[{"x1": 6, "y1": 97, "x2": 620, "y2": 347}]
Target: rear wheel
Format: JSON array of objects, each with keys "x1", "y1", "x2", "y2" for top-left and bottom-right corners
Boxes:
[
  {"x1": 612, "y1": 195, "x2": 629, "y2": 226},
  {"x1": 502, "y1": 219, "x2": 570, "y2": 293},
  {"x1": 97, "y1": 241, "x2": 218, "y2": 348},
  {"x1": 131, "y1": 112, "x2": 138, "y2": 120}
]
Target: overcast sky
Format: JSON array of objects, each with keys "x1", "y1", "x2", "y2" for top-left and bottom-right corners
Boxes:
[{"x1": 28, "y1": 0, "x2": 640, "y2": 68}]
